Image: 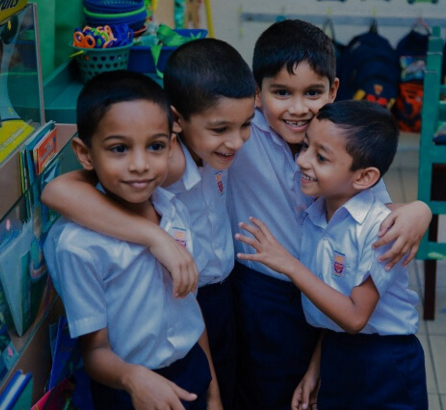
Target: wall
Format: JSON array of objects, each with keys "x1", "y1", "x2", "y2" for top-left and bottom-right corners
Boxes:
[{"x1": 205, "y1": 0, "x2": 446, "y2": 68}]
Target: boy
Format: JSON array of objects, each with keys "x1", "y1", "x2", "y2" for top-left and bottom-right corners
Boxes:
[
  {"x1": 43, "y1": 71, "x2": 219, "y2": 410},
  {"x1": 227, "y1": 19, "x2": 432, "y2": 410},
  {"x1": 235, "y1": 100, "x2": 428, "y2": 410},
  {"x1": 41, "y1": 39, "x2": 256, "y2": 410}
]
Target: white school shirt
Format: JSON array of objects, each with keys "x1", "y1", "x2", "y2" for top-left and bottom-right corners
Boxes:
[
  {"x1": 168, "y1": 140, "x2": 234, "y2": 287},
  {"x1": 43, "y1": 187, "x2": 205, "y2": 370},
  {"x1": 300, "y1": 189, "x2": 419, "y2": 335},
  {"x1": 228, "y1": 108, "x2": 392, "y2": 281}
]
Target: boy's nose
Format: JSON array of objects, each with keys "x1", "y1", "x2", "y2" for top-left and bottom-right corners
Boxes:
[
  {"x1": 289, "y1": 97, "x2": 309, "y2": 115},
  {"x1": 129, "y1": 151, "x2": 149, "y2": 172},
  {"x1": 226, "y1": 132, "x2": 247, "y2": 151}
]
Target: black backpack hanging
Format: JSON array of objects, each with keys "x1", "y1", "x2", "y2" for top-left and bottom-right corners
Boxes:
[
  {"x1": 335, "y1": 18, "x2": 401, "y2": 109},
  {"x1": 393, "y1": 21, "x2": 430, "y2": 132}
]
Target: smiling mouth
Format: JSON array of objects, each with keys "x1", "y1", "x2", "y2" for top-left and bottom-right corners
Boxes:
[
  {"x1": 124, "y1": 180, "x2": 153, "y2": 189},
  {"x1": 284, "y1": 119, "x2": 309, "y2": 127},
  {"x1": 302, "y1": 174, "x2": 317, "y2": 182},
  {"x1": 216, "y1": 152, "x2": 235, "y2": 160}
]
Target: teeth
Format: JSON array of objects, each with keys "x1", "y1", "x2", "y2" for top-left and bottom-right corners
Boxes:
[
  {"x1": 302, "y1": 174, "x2": 316, "y2": 181},
  {"x1": 218, "y1": 153, "x2": 233, "y2": 157},
  {"x1": 285, "y1": 120, "x2": 307, "y2": 127}
]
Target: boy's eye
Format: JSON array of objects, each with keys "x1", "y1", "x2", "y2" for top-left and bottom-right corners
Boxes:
[
  {"x1": 274, "y1": 89, "x2": 290, "y2": 97},
  {"x1": 212, "y1": 127, "x2": 228, "y2": 134},
  {"x1": 241, "y1": 121, "x2": 252, "y2": 129},
  {"x1": 306, "y1": 89, "x2": 321, "y2": 97},
  {"x1": 317, "y1": 153, "x2": 327, "y2": 162},
  {"x1": 149, "y1": 142, "x2": 166, "y2": 151},
  {"x1": 110, "y1": 144, "x2": 128, "y2": 153}
]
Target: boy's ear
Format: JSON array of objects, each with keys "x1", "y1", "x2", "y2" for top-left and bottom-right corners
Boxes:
[
  {"x1": 168, "y1": 132, "x2": 177, "y2": 159},
  {"x1": 255, "y1": 86, "x2": 262, "y2": 109},
  {"x1": 352, "y1": 167, "x2": 381, "y2": 191},
  {"x1": 71, "y1": 137, "x2": 94, "y2": 171},
  {"x1": 170, "y1": 105, "x2": 183, "y2": 134},
  {"x1": 329, "y1": 77, "x2": 340, "y2": 103}
]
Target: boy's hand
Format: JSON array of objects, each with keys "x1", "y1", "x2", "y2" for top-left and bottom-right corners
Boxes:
[
  {"x1": 128, "y1": 365, "x2": 197, "y2": 410},
  {"x1": 291, "y1": 375, "x2": 320, "y2": 410},
  {"x1": 235, "y1": 217, "x2": 295, "y2": 275},
  {"x1": 149, "y1": 235, "x2": 199, "y2": 299},
  {"x1": 373, "y1": 200, "x2": 432, "y2": 270}
]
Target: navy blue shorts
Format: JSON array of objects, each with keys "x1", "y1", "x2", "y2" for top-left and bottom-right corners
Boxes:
[
  {"x1": 319, "y1": 331, "x2": 428, "y2": 410},
  {"x1": 231, "y1": 262, "x2": 320, "y2": 410},
  {"x1": 197, "y1": 278, "x2": 236, "y2": 410},
  {"x1": 90, "y1": 343, "x2": 211, "y2": 410}
]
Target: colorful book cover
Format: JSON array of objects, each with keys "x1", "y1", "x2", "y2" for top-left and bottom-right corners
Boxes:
[
  {"x1": 32, "y1": 127, "x2": 57, "y2": 176},
  {"x1": 0, "y1": 370, "x2": 33, "y2": 410}
]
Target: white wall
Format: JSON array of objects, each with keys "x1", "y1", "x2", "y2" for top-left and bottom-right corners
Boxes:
[{"x1": 205, "y1": 0, "x2": 446, "y2": 68}]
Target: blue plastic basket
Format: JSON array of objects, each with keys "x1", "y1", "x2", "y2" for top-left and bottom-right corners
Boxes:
[
  {"x1": 127, "y1": 29, "x2": 207, "y2": 75},
  {"x1": 84, "y1": 7, "x2": 147, "y2": 30},
  {"x1": 83, "y1": 0, "x2": 144, "y2": 13}
]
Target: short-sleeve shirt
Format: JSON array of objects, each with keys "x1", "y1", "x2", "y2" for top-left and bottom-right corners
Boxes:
[
  {"x1": 168, "y1": 140, "x2": 234, "y2": 287},
  {"x1": 43, "y1": 187, "x2": 205, "y2": 370},
  {"x1": 300, "y1": 189, "x2": 419, "y2": 336},
  {"x1": 228, "y1": 108, "x2": 392, "y2": 281}
]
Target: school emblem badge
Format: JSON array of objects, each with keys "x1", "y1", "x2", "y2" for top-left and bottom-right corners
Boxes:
[
  {"x1": 333, "y1": 252, "x2": 345, "y2": 277},
  {"x1": 215, "y1": 171, "x2": 224, "y2": 195},
  {"x1": 172, "y1": 228, "x2": 187, "y2": 248}
]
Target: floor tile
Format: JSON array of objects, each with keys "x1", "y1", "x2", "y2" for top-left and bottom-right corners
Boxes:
[
  {"x1": 429, "y1": 394, "x2": 442, "y2": 410},
  {"x1": 429, "y1": 335, "x2": 446, "y2": 394},
  {"x1": 440, "y1": 395, "x2": 446, "y2": 409},
  {"x1": 426, "y1": 289, "x2": 446, "y2": 335},
  {"x1": 383, "y1": 169, "x2": 405, "y2": 203},
  {"x1": 418, "y1": 334, "x2": 438, "y2": 394}
]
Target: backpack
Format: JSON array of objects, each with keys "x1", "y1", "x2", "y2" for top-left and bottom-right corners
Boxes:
[
  {"x1": 393, "y1": 29, "x2": 429, "y2": 132},
  {"x1": 336, "y1": 29, "x2": 401, "y2": 109}
]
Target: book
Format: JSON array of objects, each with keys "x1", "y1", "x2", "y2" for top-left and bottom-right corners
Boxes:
[
  {"x1": 0, "y1": 370, "x2": 33, "y2": 410},
  {"x1": 32, "y1": 127, "x2": 57, "y2": 176}
]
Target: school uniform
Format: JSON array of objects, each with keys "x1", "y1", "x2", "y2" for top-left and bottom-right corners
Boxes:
[
  {"x1": 44, "y1": 187, "x2": 211, "y2": 410},
  {"x1": 227, "y1": 108, "x2": 392, "y2": 410},
  {"x1": 168, "y1": 140, "x2": 236, "y2": 410},
  {"x1": 300, "y1": 189, "x2": 428, "y2": 410}
]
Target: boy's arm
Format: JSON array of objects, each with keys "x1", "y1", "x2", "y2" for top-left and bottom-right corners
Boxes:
[
  {"x1": 236, "y1": 217, "x2": 380, "y2": 334},
  {"x1": 80, "y1": 328, "x2": 197, "y2": 410},
  {"x1": 197, "y1": 329, "x2": 223, "y2": 410},
  {"x1": 292, "y1": 331, "x2": 324, "y2": 410},
  {"x1": 374, "y1": 201, "x2": 432, "y2": 270},
  {"x1": 41, "y1": 169, "x2": 198, "y2": 298}
]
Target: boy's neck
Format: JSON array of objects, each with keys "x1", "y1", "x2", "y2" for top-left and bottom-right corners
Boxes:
[{"x1": 324, "y1": 191, "x2": 361, "y2": 223}]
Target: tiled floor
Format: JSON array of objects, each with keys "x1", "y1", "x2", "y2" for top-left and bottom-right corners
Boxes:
[{"x1": 384, "y1": 133, "x2": 446, "y2": 410}]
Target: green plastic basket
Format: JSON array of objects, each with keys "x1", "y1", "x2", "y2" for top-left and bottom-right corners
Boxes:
[{"x1": 70, "y1": 43, "x2": 132, "y2": 83}]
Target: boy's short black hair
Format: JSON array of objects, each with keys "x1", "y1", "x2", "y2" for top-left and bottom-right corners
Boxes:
[
  {"x1": 76, "y1": 70, "x2": 173, "y2": 146},
  {"x1": 163, "y1": 38, "x2": 256, "y2": 120},
  {"x1": 317, "y1": 100, "x2": 399, "y2": 178},
  {"x1": 253, "y1": 19, "x2": 336, "y2": 89}
]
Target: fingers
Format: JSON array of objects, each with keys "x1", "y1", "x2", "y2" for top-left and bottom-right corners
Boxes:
[
  {"x1": 402, "y1": 245, "x2": 419, "y2": 267},
  {"x1": 377, "y1": 212, "x2": 396, "y2": 237},
  {"x1": 172, "y1": 383, "x2": 197, "y2": 402}
]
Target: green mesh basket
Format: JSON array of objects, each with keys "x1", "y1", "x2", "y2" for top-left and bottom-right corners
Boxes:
[{"x1": 70, "y1": 44, "x2": 132, "y2": 83}]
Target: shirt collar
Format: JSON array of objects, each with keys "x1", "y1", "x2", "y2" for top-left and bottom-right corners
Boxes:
[
  {"x1": 253, "y1": 108, "x2": 288, "y2": 148},
  {"x1": 178, "y1": 138, "x2": 202, "y2": 190},
  {"x1": 305, "y1": 189, "x2": 375, "y2": 227}
]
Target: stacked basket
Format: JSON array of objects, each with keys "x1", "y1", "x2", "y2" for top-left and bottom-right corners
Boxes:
[{"x1": 83, "y1": 0, "x2": 147, "y2": 31}]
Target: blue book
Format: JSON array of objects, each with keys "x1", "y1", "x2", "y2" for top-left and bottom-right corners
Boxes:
[{"x1": 0, "y1": 370, "x2": 33, "y2": 410}]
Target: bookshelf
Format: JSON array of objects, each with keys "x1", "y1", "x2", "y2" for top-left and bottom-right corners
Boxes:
[{"x1": 0, "y1": 3, "x2": 80, "y2": 403}]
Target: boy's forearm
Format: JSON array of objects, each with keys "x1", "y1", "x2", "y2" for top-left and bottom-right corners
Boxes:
[
  {"x1": 282, "y1": 258, "x2": 377, "y2": 333},
  {"x1": 41, "y1": 170, "x2": 167, "y2": 248},
  {"x1": 198, "y1": 330, "x2": 221, "y2": 404}
]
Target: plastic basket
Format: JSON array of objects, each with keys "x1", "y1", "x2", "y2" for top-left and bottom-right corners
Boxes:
[
  {"x1": 127, "y1": 29, "x2": 208, "y2": 74},
  {"x1": 70, "y1": 44, "x2": 132, "y2": 83},
  {"x1": 84, "y1": 6, "x2": 147, "y2": 30},
  {"x1": 83, "y1": 0, "x2": 144, "y2": 13}
]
